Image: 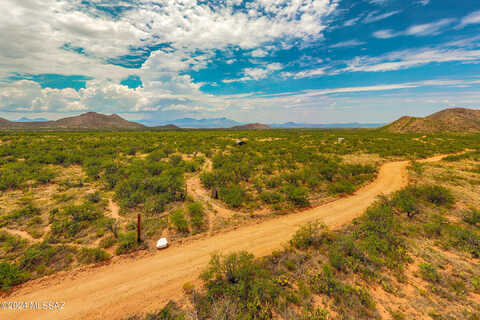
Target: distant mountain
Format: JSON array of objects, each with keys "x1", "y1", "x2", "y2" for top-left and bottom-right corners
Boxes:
[
  {"x1": 269, "y1": 122, "x2": 385, "y2": 128},
  {"x1": 14, "y1": 117, "x2": 49, "y2": 122},
  {"x1": 140, "y1": 117, "x2": 242, "y2": 128},
  {"x1": 0, "y1": 117, "x2": 12, "y2": 126},
  {"x1": 151, "y1": 124, "x2": 181, "y2": 130},
  {"x1": 0, "y1": 112, "x2": 146, "y2": 130},
  {"x1": 383, "y1": 107, "x2": 480, "y2": 133},
  {"x1": 1, "y1": 113, "x2": 387, "y2": 130},
  {"x1": 140, "y1": 117, "x2": 384, "y2": 129},
  {"x1": 230, "y1": 123, "x2": 271, "y2": 130},
  {"x1": 54, "y1": 112, "x2": 144, "y2": 130}
]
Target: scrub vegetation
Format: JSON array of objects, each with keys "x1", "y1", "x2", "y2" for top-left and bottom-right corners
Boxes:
[
  {"x1": 125, "y1": 137, "x2": 480, "y2": 320},
  {"x1": 0, "y1": 129, "x2": 479, "y2": 297}
]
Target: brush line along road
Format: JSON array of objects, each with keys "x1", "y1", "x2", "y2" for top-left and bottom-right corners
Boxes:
[{"x1": 2, "y1": 156, "x2": 444, "y2": 320}]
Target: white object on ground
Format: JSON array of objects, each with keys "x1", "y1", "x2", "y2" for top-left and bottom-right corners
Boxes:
[{"x1": 156, "y1": 238, "x2": 169, "y2": 249}]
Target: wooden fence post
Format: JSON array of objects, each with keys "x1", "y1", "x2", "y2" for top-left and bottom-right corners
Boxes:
[{"x1": 137, "y1": 213, "x2": 141, "y2": 243}]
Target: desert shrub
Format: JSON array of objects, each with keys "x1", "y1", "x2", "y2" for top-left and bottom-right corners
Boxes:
[
  {"x1": 391, "y1": 189, "x2": 419, "y2": 217},
  {"x1": 0, "y1": 262, "x2": 26, "y2": 292},
  {"x1": 124, "y1": 301, "x2": 185, "y2": 320},
  {"x1": 419, "y1": 263, "x2": 441, "y2": 282},
  {"x1": 327, "y1": 180, "x2": 355, "y2": 195},
  {"x1": 200, "y1": 252, "x2": 282, "y2": 319},
  {"x1": 290, "y1": 222, "x2": 329, "y2": 250},
  {"x1": 100, "y1": 235, "x2": 116, "y2": 249},
  {"x1": 64, "y1": 203, "x2": 101, "y2": 222},
  {"x1": 0, "y1": 231, "x2": 28, "y2": 258},
  {"x1": 18, "y1": 243, "x2": 76, "y2": 277},
  {"x1": 309, "y1": 264, "x2": 376, "y2": 318},
  {"x1": 182, "y1": 282, "x2": 195, "y2": 294},
  {"x1": 408, "y1": 160, "x2": 424, "y2": 175},
  {"x1": 5, "y1": 199, "x2": 41, "y2": 222},
  {"x1": 50, "y1": 203, "x2": 103, "y2": 239},
  {"x1": 265, "y1": 176, "x2": 283, "y2": 188},
  {"x1": 112, "y1": 163, "x2": 185, "y2": 210},
  {"x1": 85, "y1": 191, "x2": 102, "y2": 203},
  {"x1": 0, "y1": 162, "x2": 57, "y2": 190},
  {"x1": 77, "y1": 248, "x2": 110, "y2": 264},
  {"x1": 447, "y1": 225, "x2": 480, "y2": 258},
  {"x1": 328, "y1": 235, "x2": 367, "y2": 273},
  {"x1": 259, "y1": 191, "x2": 284, "y2": 204},
  {"x1": 355, "y1": 201, "x2": 409, "y2": 274},
  {"x1": 219, "y1": 185, "x2": 246, "y2": 208},
  {"x1": 187, "y1": 202, "x2": 205, "y2": 233},
  {"x1": 418, "y1": 185, "x2": 454, "y2": 207},
  {"x1": 300, "y1": 308, "x2": 329, "y2": 320},
  {"x1": 147, "y1": 149, "x2": 167, "y2": 161},
  {"x1": 36, "y1": 167, "x2": 56, "y2": 184},
  {"x1": 423, "y1": 215, "x2": 480, "y2": 257},
  {"x1": 472, "y1": 276, "x2": 480, "y2": 293},
  {"x1": 285, "y1": 186, "x2": 309, "y2": 207},
  {"x1": 170, "y1": 208, "x2": 189, "y2": 233},
  {"x1": 116, "y1": 231, "x2": 139, "y2": 255},
  {"x1": 144, "y1": 196, "x2": 168, "y2": 214},
  {"x1": 464, "y1": 209, "x2": 480, "y2": 227}
]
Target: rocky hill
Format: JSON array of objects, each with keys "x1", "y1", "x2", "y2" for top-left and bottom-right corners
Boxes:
[
  {"x1": 230, "y1": 123, "x2": 271, "y2": 130},
  {"x1": 384, "y1": 107, "x2": 480, "y2": 133},
  {"x1": 0, "y1": 112, "x2": 146, "y2": 130}
]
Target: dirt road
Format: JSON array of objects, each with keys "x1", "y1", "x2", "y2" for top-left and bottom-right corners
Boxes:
[{"x1": 2, "y1": 159, "x2": 412, "y2": 320}]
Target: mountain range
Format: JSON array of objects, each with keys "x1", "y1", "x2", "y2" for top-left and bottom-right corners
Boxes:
[
  {"x1": 2, "y1": 108, "x2": 478, "y2": 132},
  {"x1": 14, "y1": 117, "x2": 49, "y2": 122},
  {"x1": 140, "y1": 117, "x2": 385, "y2": 129},
  {"x1": 0, "y1": 112, "x2": 174, "y2": 131},
  {"x1": 139, "y1": 117, "x2": 242, "y2": 128}
]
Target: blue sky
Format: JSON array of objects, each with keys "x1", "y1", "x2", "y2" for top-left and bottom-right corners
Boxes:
[{"x1": 0, "y1": 0, "x2": 479, "y2": 124}]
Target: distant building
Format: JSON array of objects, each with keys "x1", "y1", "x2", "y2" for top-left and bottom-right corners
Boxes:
[{"x1": 337, "y1": 137, "x2": 345, "y2": 143}]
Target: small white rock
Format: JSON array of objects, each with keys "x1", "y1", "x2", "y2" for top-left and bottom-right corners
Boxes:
[{"x1": 156, "y1": 238, "x2": 169, "y2": 249}]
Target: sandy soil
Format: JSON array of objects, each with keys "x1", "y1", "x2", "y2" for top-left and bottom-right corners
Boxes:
[
  {"x1": 107, "y1": 199, "x2": 121, "y2": 220},
  {"x1": 2, "y1": 157, "x2": 444, "y2": 320}
]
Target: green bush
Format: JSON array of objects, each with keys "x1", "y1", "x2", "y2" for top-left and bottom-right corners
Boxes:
[
  {"x1": 50, "y1": 203, "x2": 103, "y2": 239},
  {"x1": 464, "y1": 209, "x2": 480, "y2": 226},
  {"x1": 36, "y1": 168, "x2": 56, "y2": 184},
  {"x1": 18, "y1": 243, "x2": 76, "y2": 277},
  {"x1": 116, "y1": 232, "x2": 139, "y2": 255},
  {"x1": 85, "y1": 191, "x2": 101, "y2": 203},
  {"x1": 259, "y1": 191, "x2": 284, "y2": 204},
  {"x1": 285, "y1": 186, "x2": 309, "y2": 207},
  {"x1": 419, "y1": 263, "x2": 441, "y2": 282},
  {"x1": 290, "y1": 222, "x2": 328, "y2": 250},
  {"x1": 391, "y1": 189, "x2": 419, "y2": 217},
  {"x1": 200, "y1": 252, "x2": 281, "y2": 319},
  {"x1": 187, "y1": 202, "x2": 205, "y2": 233},
  {"x1": 123, "y1": 301, "x2": 185, "y2": 320},
  {"x1": 309, "y1": 264, "x2": 376, "y2": 318},
  {"x1": 355, "y1": 201, "x2": 409, "y2": 273},
  {"x1": 100, "y1": 235, "x2": 116, "y2": 249},
  {"x1": 419, "y1": 185, "x2": 454, "y2": 207},
  {"x1": 328, "y1": 180, "x2": 355, "y2": 195},
  {"x1": 77, "y1": 248, "x2": 110, "y2": 264},
  {"x1": 170, "y1": 208, "x2": 189, "y2": 233},
  {"x1": 219, "y1": 185, "x2": 246, "y2": 208},
  {"x1": 6, "y1": 199, "x2": 41, "y2": 222},
  {"x1": 0, "y1": 262, "x2": 25, "y2": 292},
  {"x1": 144, "y1": 196, "x2": 168, "y2": 214}
]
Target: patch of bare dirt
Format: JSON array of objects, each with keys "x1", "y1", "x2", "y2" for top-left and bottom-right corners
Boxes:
[{"x1": 107, "y1": 199, "x2": 121, "y2": 220}]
